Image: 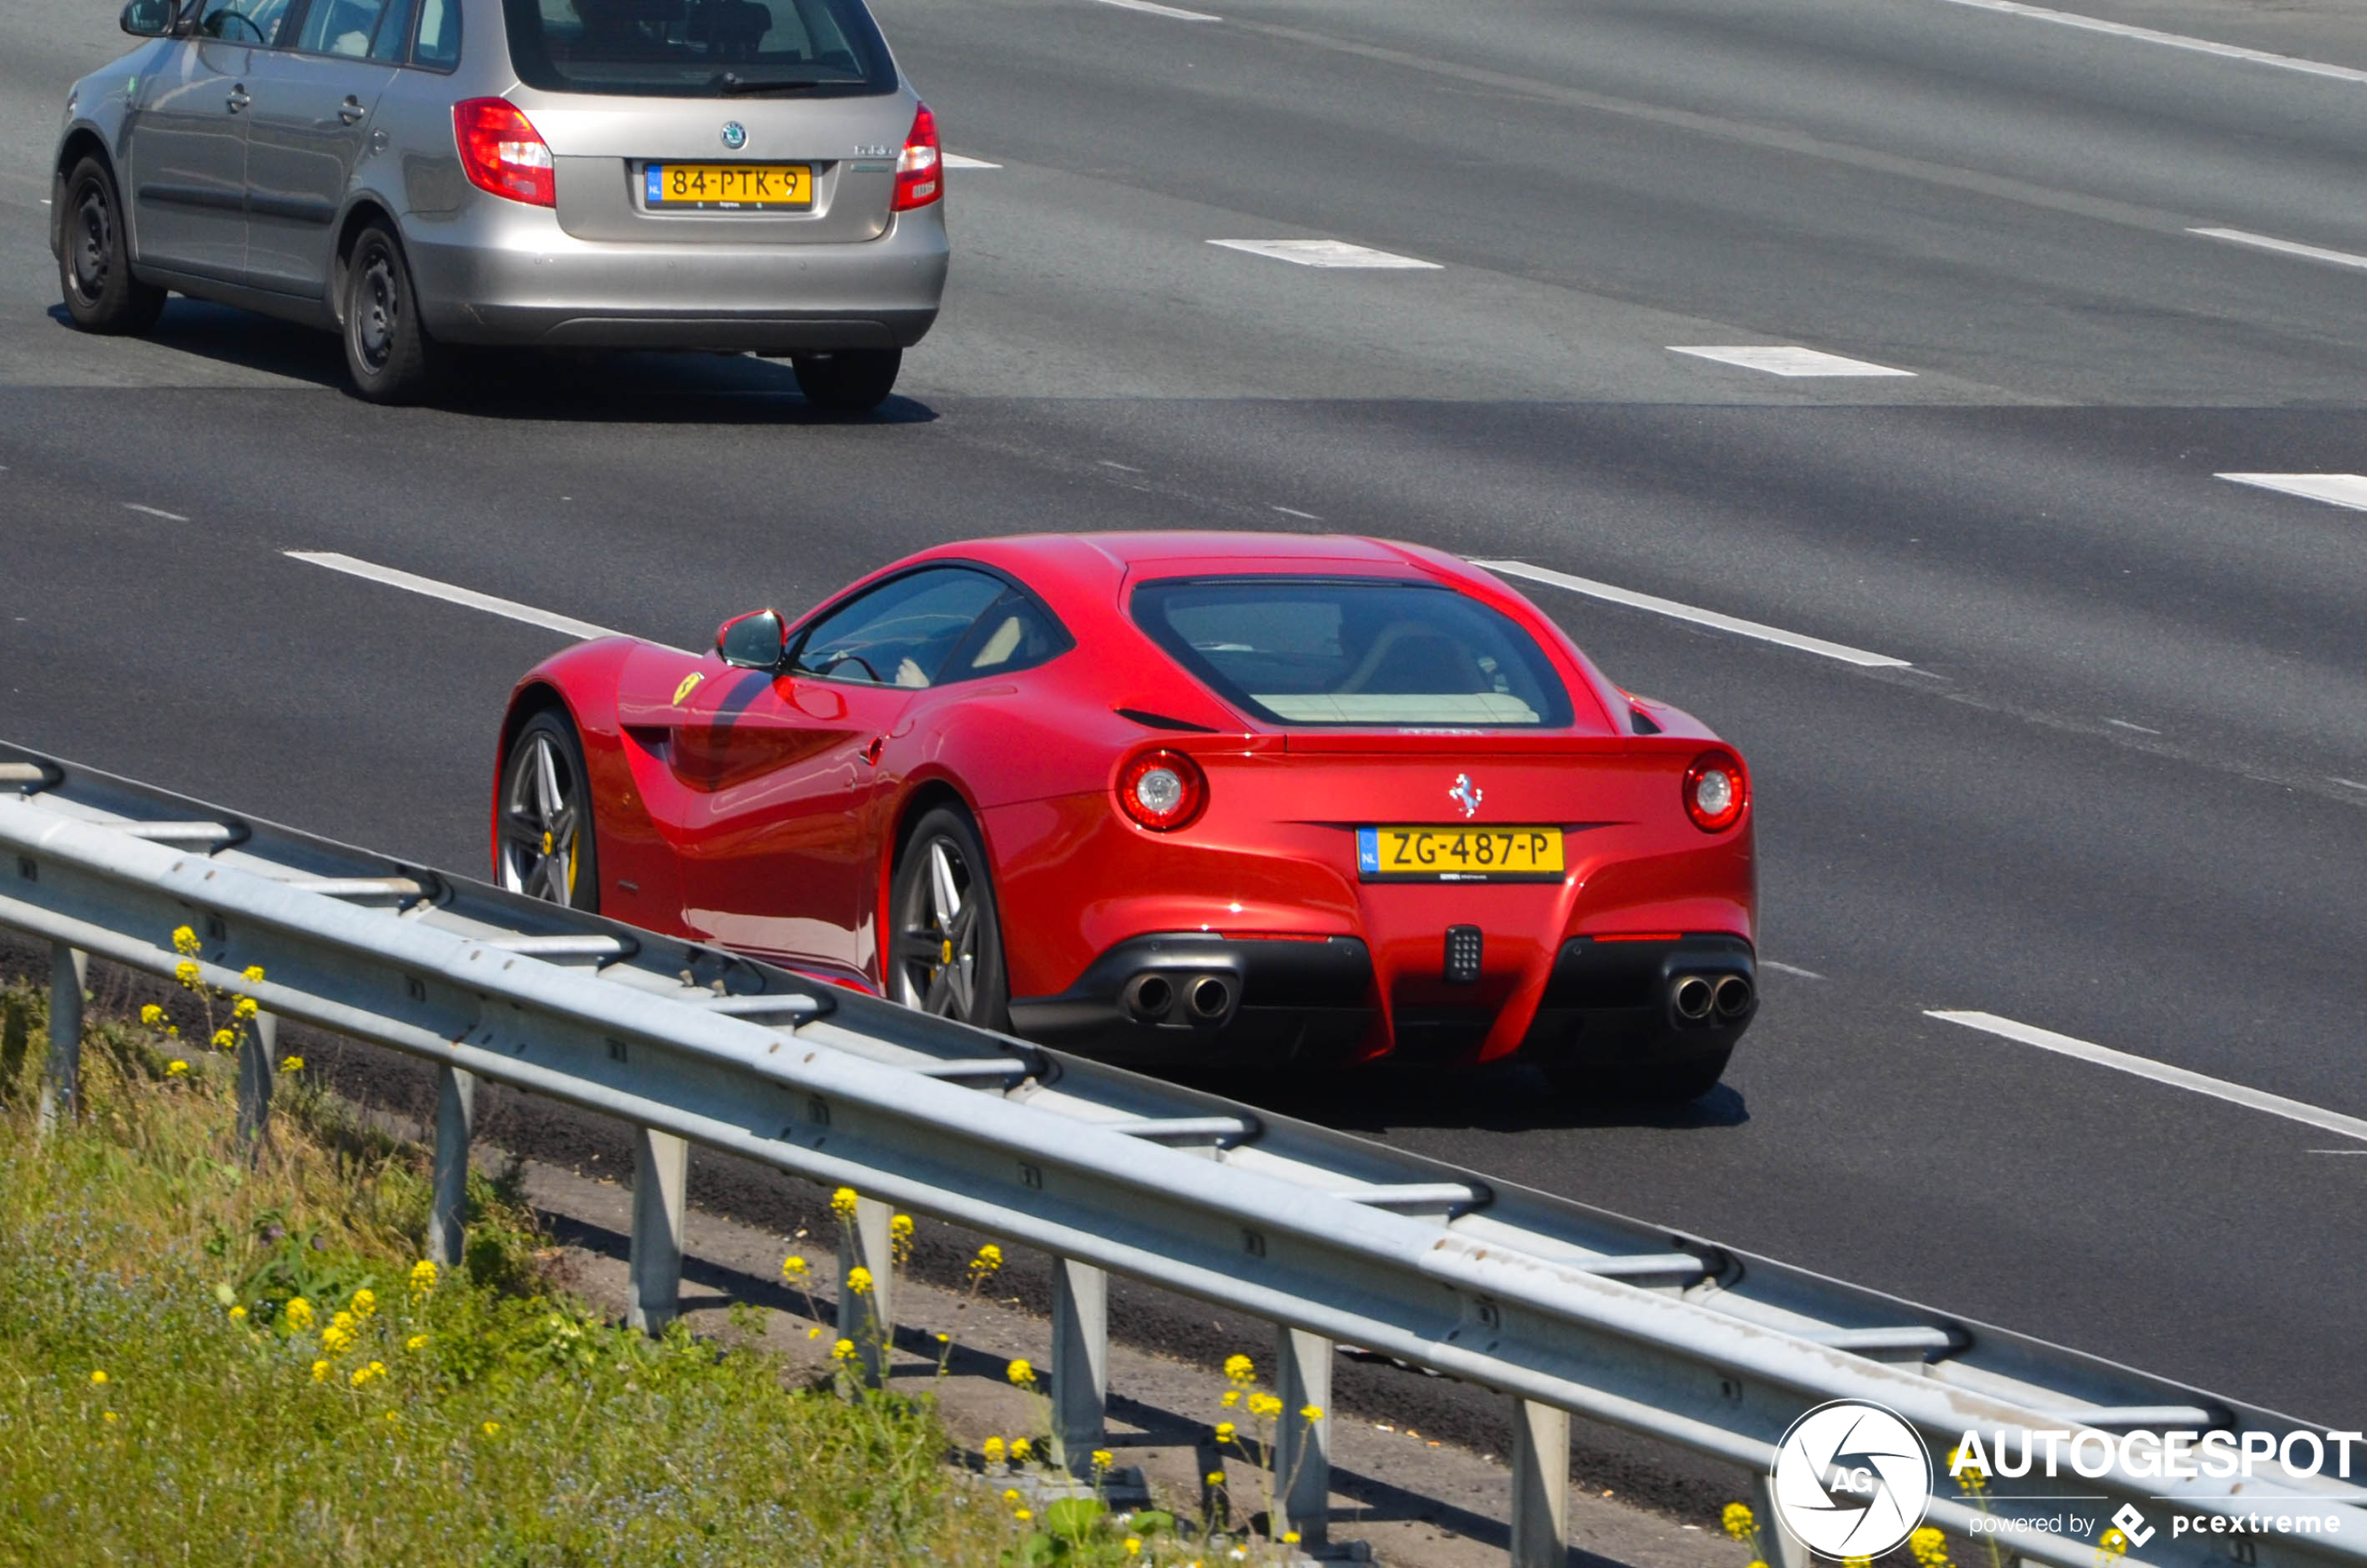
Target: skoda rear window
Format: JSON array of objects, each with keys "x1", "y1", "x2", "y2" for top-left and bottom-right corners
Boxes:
[
  {"x1": 1131, "y1": 578, "x2": 1575, "y2": 729},
  {"x1": 500, "y1": 0, "x2": 896, "y2": 96}
]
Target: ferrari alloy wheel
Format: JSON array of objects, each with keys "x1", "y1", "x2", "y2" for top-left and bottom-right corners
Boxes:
[
  {"x1": 890, "y1": 807, "x2": 1009, "y2": 1030},
  {"x1": 498, "y1": 711, "x2": 599, "y2": 910}
]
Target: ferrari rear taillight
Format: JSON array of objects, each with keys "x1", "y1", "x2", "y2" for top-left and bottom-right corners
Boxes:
[
  {"x1": 1117, "y1": 748, "x2": 1207, "y2": 831},
  {"x1": 454, "y1": 99, "x2": 555, "y2": 208},
  {"x1": 1682, "y1": 750, "x2": 1748, "y2": 833},
  {"x1": 892, "y1": 103, "x2": 941, "y2": 212}
]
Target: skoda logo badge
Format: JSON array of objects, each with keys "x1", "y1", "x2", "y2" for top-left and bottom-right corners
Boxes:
[{"x1": 720, "y1": 120, "x2": 747, "y2": 150}]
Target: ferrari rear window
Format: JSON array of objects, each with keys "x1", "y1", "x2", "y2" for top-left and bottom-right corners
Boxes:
[{"x1": 1131, "y1": 578, "x2": 1574, "y2": 728}]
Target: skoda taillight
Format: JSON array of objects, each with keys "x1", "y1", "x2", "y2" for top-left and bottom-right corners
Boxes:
[
  {"x1": 892, "y1": 103, "x2": 941, "y2": 212},
  {"x1": 454, "y1": 99, "x2": 555, "y2": 208}
]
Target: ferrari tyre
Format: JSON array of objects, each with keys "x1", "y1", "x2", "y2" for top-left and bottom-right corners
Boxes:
[
  {"x1": 497, "y1": 709, "x2": 600, "y2": 912},
  {"x1": 1554, "y1": 1047, "x2": 1731, "y2": 1107},
  {"x1": 342, "y1": 220, "x2": 443, "y2": 404},
  {"x1": 59, "y1": 157, "x2": 166, "y2": 335},
  {"x1": 889, "y1": 806, "x2": 1010, "y2": 1031},
  {"x1": 792, "y1": 348, "x2": 900, "y2": 413}
]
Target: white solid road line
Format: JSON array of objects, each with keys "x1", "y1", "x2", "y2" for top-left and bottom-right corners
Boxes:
[
  {"x1": 1925, "y1": 0, "x2": 2367, "y2": 86},
  {"x1": 1476, "y1": 558, "x2": 1913, "y2": 670},
  {"x1": 1927, "y1": 1010, "x2": 2367, "y2": 1144},
  {"x1": 942, "y1": 153, "x2": 1000, "y2": 170},
  {"x1": 287, "y1": 551, "x2": 625, "y2": 642},
  {"x1": 1761, "y1": 961, "x2": 1825, "y2": 980},
  {"x1": 1668, "y1": 346, "x2": 1915, "y2": 377},
  {"x1": 123, "y1": 502, "x2": 189, "y2": 522},
  {"x1": 1210, "y1": 239, "x2": 1442, "y2": 269},
  {"x1": 2190, "y1": 226, "x2": 2367, "y2": 271},
  {"x1": 2218, "y1": 472, "x2": 2367, "y2": 511},
  {"x1": 1085, "y1": 0, "x2": 1218, "y2": 19}
]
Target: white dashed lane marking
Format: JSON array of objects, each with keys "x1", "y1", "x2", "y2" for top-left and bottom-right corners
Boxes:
[
  {"x1": 1210, "y1": 239, "x2": 1442, "y2": 269},
  {"x1": 1476, "y1": 558, "x2": 1912, "y2": 670},
  {"x1": 1085, "y1": 0, "x2": 1218, "y2": 19},
  {"x1": 285, "y1": 551, "x2": 650, "y2": 644},
  {"x1": 2191, "y1": 227, "x2": 2367, "y2": 271},
  {"x1": 1927, "y1": 0, "x2": 2367, "y2": 86},
  {"x1": 1928, "y1": 1010, "x2": 2367, "y2": 1144},
  {"x1": 1668, "y1": 346, "x2": 1915, "y2": 377},
  {"x1": 943, "y1": 154, "x2": 1000, "y2": 170},
  {"x1": 2218, "y1": 472, "x2": 2367, "y2": 511},
  {"x1": 123, "y1": 503, "x2": 189, "y2": 522}
]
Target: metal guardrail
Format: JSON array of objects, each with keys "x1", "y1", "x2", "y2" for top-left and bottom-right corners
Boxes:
[{"x1": 0, "y1": 741, "x2": 2356, "y2": 1568}]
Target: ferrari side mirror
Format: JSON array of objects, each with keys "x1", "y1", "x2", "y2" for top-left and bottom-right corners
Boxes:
[
  {"x1": 119, "y1": 0, "x2": 176, "y2": 34},
  {"x1": 717, "y1": 608, "x2": 787, "y2": 670}
]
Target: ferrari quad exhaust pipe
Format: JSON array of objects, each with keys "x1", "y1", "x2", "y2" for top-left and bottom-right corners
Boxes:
[
  {"x1": 1123, "y1": 971, "x2": 1237, "y2": 1025},
  {"x1": 1123, "y1": 974, "x2": 1175, "y2": 1022},
  {"x1": 1712, "y1": 974, "x2": 1754, "y2": 1021},
  {"x1": 1671, "y1": 975, "x2": 1716, "y2": 1022}
]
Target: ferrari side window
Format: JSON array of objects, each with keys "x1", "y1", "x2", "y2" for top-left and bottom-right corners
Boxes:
[
  {"x1": 789, "y1": 567, "x2": 1008, "y2": 689},
  {"x1": 951, "y1": 591, "x2": 1072, "y2": 678}
]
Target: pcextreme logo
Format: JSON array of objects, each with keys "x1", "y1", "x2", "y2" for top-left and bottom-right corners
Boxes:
[{"x1": 1770, "y1": 1400, "x2": 1935, "y2": 1561}]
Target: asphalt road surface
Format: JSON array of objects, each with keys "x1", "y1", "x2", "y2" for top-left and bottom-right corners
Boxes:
[{"x1": 4, "y1": 0, "x2": 2362, "y2": 1430}]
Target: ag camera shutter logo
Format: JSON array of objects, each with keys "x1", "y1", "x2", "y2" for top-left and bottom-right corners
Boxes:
[{"x1": 1771, "y1": 1400, "x2": 1935, "y2": 1560}]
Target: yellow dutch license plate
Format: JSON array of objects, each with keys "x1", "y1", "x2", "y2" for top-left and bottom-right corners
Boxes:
[
  {"x1": 644, "y1": 163, "x2": 812, "y2": 208},
  {"x1": 1357, "y1": 825, "x2": 1565, "y2": 882}
]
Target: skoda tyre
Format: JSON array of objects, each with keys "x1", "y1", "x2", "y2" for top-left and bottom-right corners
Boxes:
[
  {"x1": 343, "y1": 220, "x2": 443, "y2": 404},
  {"x1": 58, "y1": 157, "x2": 165, "y2": 335}
]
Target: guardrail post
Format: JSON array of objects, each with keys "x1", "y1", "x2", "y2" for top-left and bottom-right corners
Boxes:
[
  {"x1": 1509, "y1": 1398, "x2": 1570, "y2": 1568},
  {"x1": 627, "y1": 1127, "x2": 688, "y2": 1334},
  {"x1": 36, "y1": 943, "x2": 86, "y2": 1136},
  {"x1": 429, "y1": 1065, "x2": 475, "y2": 1267},
  {"x1": 235, "y1": 1011, "x2": 274, "y2": 1156},
  {"x1": 1751, "y1": 1472, "x2": 1812, "y2": 1568},
  {"x1": 1274, "y1": 1326, "x2": 1333, "y2": 1547},
  {"x1": 839, "y1": 1194, "x2": 895, "y2": 1383},
  {"x1": 1049, "y1": 1257, "x2": 1109, "y2": 1475}
]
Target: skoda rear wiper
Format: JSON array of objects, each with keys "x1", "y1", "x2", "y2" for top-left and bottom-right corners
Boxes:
[{"x1": 709, "y1": 71, "x2": 860, "y2": 93}]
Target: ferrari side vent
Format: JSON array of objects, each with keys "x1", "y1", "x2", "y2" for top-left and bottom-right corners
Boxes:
[{"x1": 1115, "y1": 707, "x2": 1218, "y2": 734}]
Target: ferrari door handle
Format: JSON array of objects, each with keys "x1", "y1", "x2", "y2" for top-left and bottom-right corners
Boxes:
[
  {"x1": 337, "y1": 95, "x2": 365, "y2": 124},
  {"x1": 861, "y1": 736, "x2": 884, "y2": 765},
  {"x1": 226, "y1": 85, "x2": 250, "y2": 112}
]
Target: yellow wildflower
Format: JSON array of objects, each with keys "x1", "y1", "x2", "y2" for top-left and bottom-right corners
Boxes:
[
  {"x1": 845, "y1": 1266, "x2": 874, "y2": 1295},
  {"x1": 1282, "y1": 1534, "x2": 1300, "y2": 1547},
  {"x1": 310, "y1": 1360, "x2": 330, "y2": 1383},
  {"x1": 1015, "y1": 1508, "x2": 1033, "y2": 1522},
  {"x1": 1214, "y1": 1421, "x2": 1236, "y2": 1442},
  {"x1": 211, "y1": 1029, "x2": 235, "y2": 1051},
  {"x1": 284, "y1": 1297, "x2": 315, "y2": 1331},
  {"x1": 1205, "y1": 1470, "x2": 1225, "y2": 1488},
  {"x1": 1247, "y1": 1393, "x2": 1282, "y2": 1419},
  {"x1": 174, "y1": 961, "x2": 200, "y2": 988},
  {"x1": 89, "y1": 1370, "x2": 107, "y2": 1386},
  {"x1": 1722, "y1": 1504, "x2": 1757, "y2": 1542},
  {"x1": 970, "y1": 1244, "x2": 1002, "y2": 1275},
  {"x1": 166, "y1": 1060, "x2": 188, "y2": 1077},
  {"x1": 830, "y1": 1186, "x2": 859, "y2": 1219},
  {"x1": 806, "y1": 1326, "x2": 822, "y2": 1339},
  {"x1": 1003, "y1": 1489, "x2": 1019, "y2": 1504},
  {"x1": 349, "y1": 1360, "x2": 385, "y2": 1388},
  {"x1": 1911, "y1": 1528, "x2": 1951, "y2": 1568},
  {"x1": 171, "y1": 925, "x2": 200, "y2": 955},
  {"x1": 1090, "y1": 1449, "x2": 1114, "y2": 1471},
  {"x1": 349, "y1": 1288, "x2": 376, "y2": 1318},
  {"x1": 1126, "y1": 1539, "x2": 1142, "y2": 1557},
  {"x1": 140, "y1": 1004, "x2": 164, "y2": 1027},
  {"x1": 1223, "y1": 1354, "x2": 1254, "y2": 1383},
  {"x1": 781, "y1": 1255, "x2": 809, "y2": 1278},
  {"x1": 101, "y1": 1411, "x2": 117, "y2": 1424},
  {"x1": 1300, "y1": 1403, "x2": 1324, "y2": 1422},
  {"x1": 322, "y1": 1324, "x2": 353, "y2": 1353},
  {"x1": 830, "y1": 1338, "x2": 857, "y2": 1363},
  {"x1": 228, "y1": 1305, "x2": 247, "y2": 1322},
  {"x1": 405, "y1": 1334, "x2": 430, "y2": 1352},
  {"x1": 1220, "y1": 1389, "x2": 1239, "y2": 1408},
  {"x1": 279, "y1": 1056, "x2": 304, "y2": 1073},
  {"x1": 890, "y1": 1213, "x2": 914, "y2": 1237},
  {"x1": 407, "y1": 1261, "x2": 436, "y2": 1297},
  {"x1": 983, "y1": 1437, "x2": 1006, "y2": 1462},
  {"x1": 483, "y1": 1421, "x2": 500, "y2": 1436},
  {"x1": 384, "y1": 1411, "x2": 398, "y2": 1424},
  {"x1": 233, "y1": 997, "x2": 258, "y2": 1021},
  {"x1": 1010, "y1": 1438, "x2": 1033, "y2": 1462},
  {"x1": 1006, "y1": 1357, "x2": 1036, "y2": 1387},
  {"x1": 242, "y1": 965, "x2": 265, "y2": 983}
]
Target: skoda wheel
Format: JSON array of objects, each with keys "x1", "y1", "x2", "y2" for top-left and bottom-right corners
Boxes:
[
  {"x1": 792, "y1": 348, "x2": 900, "y2": 413},
  {"x1": 58, "y1": 157, "x2": 165, "y2": 335},
  {"x1": 498, "y1": 711, "x2": 599, "y2": 911},
  {"x1": 889, "y1": 806, "x2": 1008, "y2": 1029},
  {"x1": 343, "y1": 219, "x2": 443, "y2": 404}
]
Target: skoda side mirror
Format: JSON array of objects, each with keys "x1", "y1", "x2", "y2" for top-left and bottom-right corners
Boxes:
[
  {"x1": 717, "y1": 608, "x2": 786, "y2": 670},
  {"x1": 120, "y1": 0, "x2": 176, "y2": 34}
]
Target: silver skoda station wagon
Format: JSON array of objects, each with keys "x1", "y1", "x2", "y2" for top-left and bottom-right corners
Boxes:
[{"x1": 50, "y1": 0, "x2": 946, "y2": 409}]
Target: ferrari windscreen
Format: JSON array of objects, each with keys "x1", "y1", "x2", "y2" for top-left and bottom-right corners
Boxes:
[{"x1": 1131, "y1": 577, "x2": 1575, "y2": 728}]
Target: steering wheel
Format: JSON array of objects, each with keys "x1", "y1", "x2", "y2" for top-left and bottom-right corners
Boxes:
[{"x1": 816, "y1": 650, "x2": 883, "y2": 683}]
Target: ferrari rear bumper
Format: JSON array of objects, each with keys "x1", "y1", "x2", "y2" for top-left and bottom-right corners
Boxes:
[{"x1": 1007, "y1": 931, "x2": 1757, "y2": 1072}]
